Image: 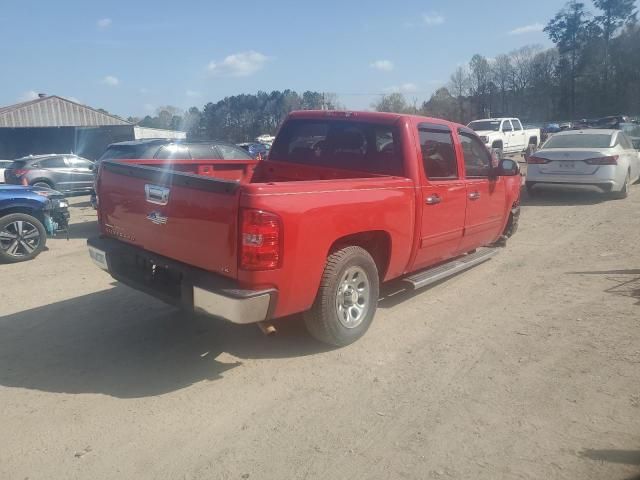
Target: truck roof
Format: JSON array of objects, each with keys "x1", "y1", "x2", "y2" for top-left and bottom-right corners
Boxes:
[
  {"x1": 470, "y1": 118, "x2": 518, "y2": 122},
  {"x1": 288, "y1": 110, "x2": 466, "y2": 129}
]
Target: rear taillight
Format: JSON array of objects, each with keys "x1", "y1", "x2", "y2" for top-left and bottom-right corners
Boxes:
[
  {"x1": 240, "y1": 209, "x2": 282, "y2": 270},
  {"x1": 526, "y1": 156, "x2": 549, "y2": 164},
  {"x1": 584, "y1": 155, "x2": 618, "y2": 165},
  {"x1": 12, "y1": 169, "x2": 28, "y2": 176}
]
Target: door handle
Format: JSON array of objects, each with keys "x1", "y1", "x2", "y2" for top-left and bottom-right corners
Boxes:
[
  {"x1": 425, "y1": 194, "x2": 441, "y2": 205},
  {"x1": 468, "y1": 191, "x2": 481, "y2": 200}
]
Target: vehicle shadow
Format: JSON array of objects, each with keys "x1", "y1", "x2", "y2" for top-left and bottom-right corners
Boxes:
[
  {"x1": 520, "y1": 187, "x2": 608, "y2": 206},
  {"x1": 71, "y1": 200, "x2": 93, "y2": 208},
  {"x1": 568, "y1": 269, "x2": 640, "y2": 306},
  {"x1": 579, "y1": 449, "x2": 640, "y2": 466},
  {"x1": 0, "y1": 285, "x2": 330, "y2": 399},
  {"x1": 66, "y1": 220, "x2": 99, "y2": 240}
]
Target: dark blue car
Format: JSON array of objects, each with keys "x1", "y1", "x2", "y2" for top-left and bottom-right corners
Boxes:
[
  {"x1": 237, "y1": 142, "x2": 269, "y2": 159},
  {"x1": 0, "y1": 185, "x2": 69, "y2": 262}
]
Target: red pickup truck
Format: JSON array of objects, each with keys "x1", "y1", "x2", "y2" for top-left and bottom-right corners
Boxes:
[{"x1": 88, "y1": 111, "x2": 521, "y2": 346}]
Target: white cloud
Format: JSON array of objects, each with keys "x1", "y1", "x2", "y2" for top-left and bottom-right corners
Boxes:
[
  {"x1": 186, "y1": 89, "x2": 201, "y2": 98},
  {"x1": 143, "y1": 103, "x2": 155, "y2": 112},
  {"x1": 370, "y1": 60, "x2": 394, "y2": 72},
  {"x1": 384, "y1": 83, "x2": 418, "y2": 94},
  {"x1": 508, "y1": 23, "x2": 544, "y2": 35},
  {"x1": 102, "y1": 75, "x2": 120, "y2": 86},
  {"x1": 207, "y1": 51, "x2": 270, "y2": 77},
  {"x1": 423, "y1": 13, "x2": 445, "y2": 26},
  {"x1": 97, "y1": 18, "x2": 112, "y2": 29},
  {"x1": 18, "y1": 90, "x2": 39, "y2": 102}
]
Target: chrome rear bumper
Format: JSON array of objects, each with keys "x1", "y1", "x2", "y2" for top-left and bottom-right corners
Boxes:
[{"x1": 87, "y1": 236, "x2": 277, "y2": 325}]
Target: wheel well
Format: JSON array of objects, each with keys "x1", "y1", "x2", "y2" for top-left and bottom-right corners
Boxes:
[
  {"x1": 492, "y1": 140, "x2": 503, "y2": 149},
  {"x1": 0, "y1": 207, "x2": 44, "y2": 224},
  {"x1": 329, "y1": 231, "x2": 391, "y2": 279},
  {"x1": 30, "y1": 178, "x2": 53, "y2": 186},
  {"x1": 528, "y1": 136, "x2": 537, "y2": 145}
]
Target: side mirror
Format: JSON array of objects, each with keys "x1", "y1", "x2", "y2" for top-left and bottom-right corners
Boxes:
[{"x1": 498, "y1": 158, "x2": 520, "y2": 176}]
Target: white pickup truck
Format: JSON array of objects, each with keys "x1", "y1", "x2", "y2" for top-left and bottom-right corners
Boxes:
[{"x1": 468, "y1": 118, "x2": 540, "y2": 158}]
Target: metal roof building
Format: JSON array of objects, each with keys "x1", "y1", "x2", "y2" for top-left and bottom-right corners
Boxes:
[
  {"x1": 0, "y1": 95, "x2": 185, "y2": 160},
  {"x1": 0, "y1": 95, "x2": 131, "y2": 128}
]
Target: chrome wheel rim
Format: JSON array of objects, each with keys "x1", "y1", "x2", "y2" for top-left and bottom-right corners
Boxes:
[
  {"x1": 335, "y1": 266, "x2": 370, "y2": 329},
  {"x1": 0, "y1": 220, "x2": 41, "y2": 257}
]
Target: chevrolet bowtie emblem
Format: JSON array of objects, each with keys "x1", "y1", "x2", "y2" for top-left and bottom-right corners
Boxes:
[{"x1": 146, "y1": 211, "x2": 168, "y2": 225}]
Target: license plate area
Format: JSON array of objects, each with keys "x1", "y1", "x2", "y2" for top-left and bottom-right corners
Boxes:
[
  {"x1": 556, "y1": 161, "x2": 576, "y2": 169},
  {"x1": 111, "y1": 253, "x2": 184, "y2": 300}
]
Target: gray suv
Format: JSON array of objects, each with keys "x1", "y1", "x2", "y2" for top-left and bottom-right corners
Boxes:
[{"x1": 4, "y1": 154, "x2": 95, "y2": 194}]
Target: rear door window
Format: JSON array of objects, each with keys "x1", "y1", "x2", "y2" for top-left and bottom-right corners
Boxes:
[
  {"x1": 512, "y1": 119, "x2": 523, "y2": 131},
  {"x1": 68, "y1": 157, "x2": 93, "y2": 169},
  {"x1": 418, "y1": 124, "x2": 458, "y2": 180},
  {"x1": 459, "y1": 132, "x2": 492, "y2": 178},
  {"x1": 40, "y1": 157, "x2": 68, "y2": 168}
]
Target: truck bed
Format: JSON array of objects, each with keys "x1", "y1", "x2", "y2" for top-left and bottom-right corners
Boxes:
[{"x1": 96, "y1": 158, "x2": 404, "y2": 281}]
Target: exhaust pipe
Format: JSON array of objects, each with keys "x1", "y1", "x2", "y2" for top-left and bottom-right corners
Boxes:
[{"x1": 257, "y1": 321, "x2": 277, "y2": 336}]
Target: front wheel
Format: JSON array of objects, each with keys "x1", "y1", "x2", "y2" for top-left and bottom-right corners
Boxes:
[
  {"x1": 304, "y1": 246, "x2": 379, "y2": 347},
  {"x1": 0, "y1": 213, "x2": 47, "y2": 263}
]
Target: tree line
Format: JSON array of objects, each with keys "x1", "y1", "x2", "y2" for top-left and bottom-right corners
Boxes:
[
  {"x1": 130, "y1": 91, "x2": 342, "y2": 143},
  {"x1": 374, "y1": 0, "x2": 639, "y2": 124}
]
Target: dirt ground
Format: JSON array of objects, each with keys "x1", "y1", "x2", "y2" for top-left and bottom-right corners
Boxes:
[{"x1": 1, "y1": 182, "x2": 639, "y2": 480}]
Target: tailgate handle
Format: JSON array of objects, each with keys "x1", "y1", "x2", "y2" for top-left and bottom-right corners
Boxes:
[{"x1": 145, "y1": 184, "x2": 170, "y2": 205}]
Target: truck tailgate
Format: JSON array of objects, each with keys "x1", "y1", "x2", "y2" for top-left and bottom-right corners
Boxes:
[{"x1": 98, "y1": 161, "x2": 242, "y2": 278}]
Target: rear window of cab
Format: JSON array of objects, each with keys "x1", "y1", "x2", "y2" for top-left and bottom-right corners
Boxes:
[{"x1": 543, "y1": 134, "x2": 613, "y2": 149}]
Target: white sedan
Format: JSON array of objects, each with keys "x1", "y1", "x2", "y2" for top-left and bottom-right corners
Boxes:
[{"x1": 525, "y1": 129, "x2": 640, "y2": 199}]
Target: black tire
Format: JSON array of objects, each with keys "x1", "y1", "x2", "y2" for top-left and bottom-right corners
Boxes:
[
  {"x1": 0, "y1": 213, "x2": 47, "y2": 263},
  {"x1": 610, "y1": 172, "x2": 630, "y2": 200},
  {"x1": 525, "y1": 143, "x2": 536, "y2": 156},
  {"x1": 525, "y1": 181, "x2": 537, "y2": 197},
  {"x1": 304, "y1": 246, "x2": 379, "y2": 347},
  {"x1": 32, "y1": 180, "x2": 54, "y2": 190}
]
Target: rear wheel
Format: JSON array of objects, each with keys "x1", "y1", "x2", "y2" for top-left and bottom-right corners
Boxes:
[
  {"x1": 525, "y1": 142, "x2": 536, "y2": 157},
  {"x1": 304, "y1": 246, "x2": 379, "y2": 347},
  {"x1": 525, "y1": 181, "x2": 537, "y2": 197},
  {"x1": 610, "y1": 172, "x2": 630, "y2": 200},
  {"x1": 32, "y1": 180, "x2": 54, "y2": 190},
  {"x1": 0, "y1": 213, "x2": 47, "y2": 263}
]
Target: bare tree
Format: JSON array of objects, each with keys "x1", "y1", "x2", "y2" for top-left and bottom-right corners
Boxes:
[
  {"x1": 492, "y1": 54, "x2": 513, "y2": 115},
  {"x1": 448, "y1": 66, "x2": 470, "y2": 122}
]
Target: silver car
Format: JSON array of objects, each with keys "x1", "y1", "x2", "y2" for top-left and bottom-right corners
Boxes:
[{"x1": 525, "y1": 129, "x2": 640, "y2": 198}]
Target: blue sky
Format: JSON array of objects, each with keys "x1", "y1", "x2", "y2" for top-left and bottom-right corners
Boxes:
[{"x1": 0, "y1": 0, "x2": 601, "y2": 117}]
